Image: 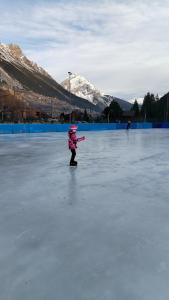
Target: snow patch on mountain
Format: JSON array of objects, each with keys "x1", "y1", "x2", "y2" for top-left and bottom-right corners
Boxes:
[{"x1": 61, "y1": 73, "x2": 105, "y2": 105}]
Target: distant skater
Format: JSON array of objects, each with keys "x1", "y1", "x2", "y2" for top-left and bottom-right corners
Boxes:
[
  {"x1": 68, "y1": 125, "x2": 85, "y2": 166},
  {"x1": 126, "y1": 120, "x2": 131, "y2": 130}
]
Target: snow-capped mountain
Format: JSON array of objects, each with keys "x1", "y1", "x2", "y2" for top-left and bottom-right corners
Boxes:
[
  {"x1": 61, "y1": 73, "x2": 104, "y2": 105},
  {"x1": 61, "y1": 73, "x2": 132, "y2": 110}
]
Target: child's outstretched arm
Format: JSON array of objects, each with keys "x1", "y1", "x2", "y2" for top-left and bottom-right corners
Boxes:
[{"x1": 77, "y1": 136, "x2": 85, "y2": 142}]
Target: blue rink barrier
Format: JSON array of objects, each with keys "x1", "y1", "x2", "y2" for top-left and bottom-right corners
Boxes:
[
  {"x1": 0, "y1": 122, "x2": 168, "y2": 134},
  {"x1": 153, "y1": 122, "x2": 169, "y2": 128}
]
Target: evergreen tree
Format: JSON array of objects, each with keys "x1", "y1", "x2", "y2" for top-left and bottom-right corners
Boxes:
[
  {"x1": 103, "y1": 106, "x2": 110, "y2": 122},
  {"x1": 109, "y1": 101, "x2": 123, "y2": 121},
  {"x1": 103, "y1": 101, "x2": 123, "y2": 122},
  {"x1": 131, "y1": 100, "x2": 139, "y2": 117},
  {"x1": 83, "y1": 109, "x2": 90, "y2": 122},
  {"x1": 155, "y1": 94, "x2": 159, "y2": 101},
  {"x1": 60, "y1": 112, "x2": 65, "y2": 123},
  {"x1": 103, "y1": 106, "x2": 110, "y2": 115},
  {"x1": 156, "y1": 93, "x2": 169, "y2": 121},
  {"x1": 141, "y1": 93, "x2": 156, "y2": 121}
]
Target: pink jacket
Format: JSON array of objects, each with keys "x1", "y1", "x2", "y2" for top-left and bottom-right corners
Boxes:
[{"x1": 68, "y1": 131, "x2": 85, "y2": 150}]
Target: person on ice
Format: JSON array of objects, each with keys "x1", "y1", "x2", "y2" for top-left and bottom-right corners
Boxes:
[
  {"x1": 68, "y1": 125, "x2": 85, "y2": 166},
  {"x1": 126, "y1": 120, "x2": 131, "y2": 130}
]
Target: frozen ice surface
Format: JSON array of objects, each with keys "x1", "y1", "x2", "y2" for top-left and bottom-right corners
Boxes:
[{"x1": 0, "y1": 129, "x2": 169, "y2": 300}]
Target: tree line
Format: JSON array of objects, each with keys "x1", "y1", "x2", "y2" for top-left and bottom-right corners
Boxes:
[{"x1": 102, "y1": 93, "x2": 169, "y2": 122}]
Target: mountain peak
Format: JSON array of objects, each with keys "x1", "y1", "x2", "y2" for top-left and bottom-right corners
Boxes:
[
  {"x1": 0, "y1": 43, "x2": 23, "y2": 59},
  {"x1": 0, "y1": 43, "x2": 50, "y2": 78},
  {"x1": 8, "y1": 44, "x2": 23, "y2": 59},
  {"x1": 61, "y1": 73, "x2": 104, "y2": 105},
  {"x1": 61, "y1": 73, "x2": 132, "y2": 110}
]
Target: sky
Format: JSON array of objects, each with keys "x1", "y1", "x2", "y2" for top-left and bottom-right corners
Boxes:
[{"x1": 1, "y1": 0, "x2": 169, "y2": 100}]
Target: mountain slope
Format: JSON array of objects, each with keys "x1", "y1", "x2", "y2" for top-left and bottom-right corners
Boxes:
[
  {"x1": 0, "y1": 44, "x2": 99, "y2": 112},
  {"x1": 103, "y1": 95, "x2": 132, "y2": 111}
]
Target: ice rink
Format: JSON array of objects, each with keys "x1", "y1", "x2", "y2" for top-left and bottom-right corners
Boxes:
[{"x1": 0, "y1": 128, "x2": 169, "y2": 300}]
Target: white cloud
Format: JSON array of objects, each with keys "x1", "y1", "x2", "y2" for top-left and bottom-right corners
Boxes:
[{"x1": 1, "y1": 0, "x2": 169, "y2": 99}]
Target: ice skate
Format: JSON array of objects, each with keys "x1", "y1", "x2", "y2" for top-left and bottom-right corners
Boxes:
[{"x1": 70, "y1": 161, "x2": 77, "y2": 167}]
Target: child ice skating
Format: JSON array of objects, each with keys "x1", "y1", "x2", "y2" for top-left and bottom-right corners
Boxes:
[{"x1": 68, "y1": 125, "x2": 85, "y2": 166}]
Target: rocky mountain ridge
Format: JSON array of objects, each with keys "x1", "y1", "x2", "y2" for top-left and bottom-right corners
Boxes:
[{"x1": 0, "y1": 43, "x2": 100, "y2": 114}]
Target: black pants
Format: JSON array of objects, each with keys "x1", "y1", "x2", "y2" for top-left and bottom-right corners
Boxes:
[{"x1": 70, "y1": 149, "x2": 76, "y2": 164}]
